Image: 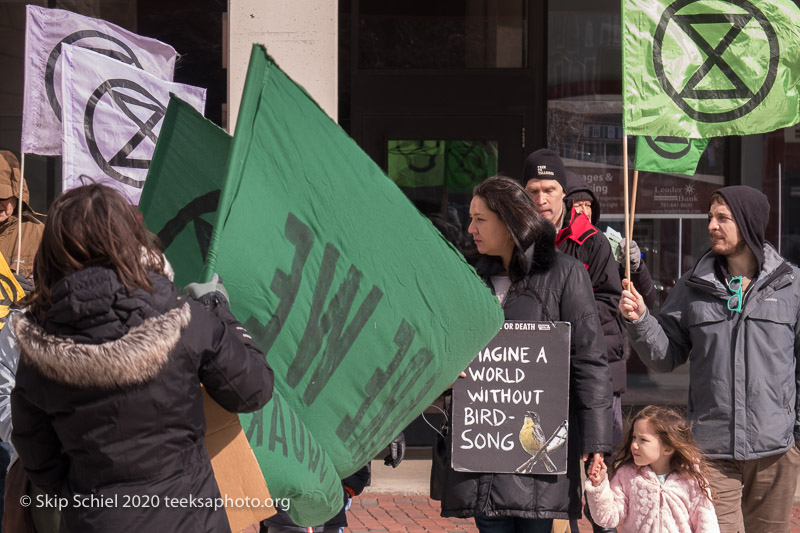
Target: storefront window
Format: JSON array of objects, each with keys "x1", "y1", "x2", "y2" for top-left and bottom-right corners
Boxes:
[
  {"x1": 546, "y1": 1, "x2": 734, "y2": 405},
  {"x1": 358, "y1": 0, "x2": 527, "y2": 69},
  {"x1": 387, "y1": 140, "x2": 498, "y2": 240}
]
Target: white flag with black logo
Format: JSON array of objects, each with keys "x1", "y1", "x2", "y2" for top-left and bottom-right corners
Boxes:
[
  {"x1": 22, "y1": 5, "x2": 177, "y2": 155},
  {"x1": 61, "y1": 45, "x2": 205, "y2": 205}
]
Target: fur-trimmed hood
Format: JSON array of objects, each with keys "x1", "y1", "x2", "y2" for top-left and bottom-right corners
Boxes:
[
  {"x1": 15, "y1": 303, "x2": 190, "y2": 389},
  {"x1": 473, "y1": 222, "x2": 558, "y2": 281},
  {"x1": 17, "y1": 266, "x2": 190, "y2": 388}
]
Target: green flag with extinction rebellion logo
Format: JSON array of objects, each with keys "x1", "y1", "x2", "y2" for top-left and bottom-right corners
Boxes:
[
  {"x1": 634, "y1": 136, "x2": 709, "y2": 175},
  {"x1": 143, "y1": 97, "x2": 345, "y2": 526},
  {"x1": 623, "y1": 0, "x2": 800, "y2": 138}
]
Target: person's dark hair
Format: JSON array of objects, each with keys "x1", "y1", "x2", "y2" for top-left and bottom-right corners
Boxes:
[
  {"x1": 709, "y1": 191, "x2": 725, "y2": 208},
  {"x1": 30, "y1": 184, "x2": 164, "y2": 319},
  {"x1": 612, "y1": 405, "x2": 713, "y2": 500},
  {"x1": 472, "y1": 176, "x2": 551, "y2": 280}
]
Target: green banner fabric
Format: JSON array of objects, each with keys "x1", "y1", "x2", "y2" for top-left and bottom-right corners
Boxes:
[
  {"x1": 142, "y1": 98, "x2": 343, "y2": 526},
  {"x1": 205, "y1": 45, "x2": 505, "y2": 482},
  {"x1": 139, "y1": 96, "x2": 227, "y2": 287},
  {"x1": 623, "y1": 0, "x2": 800, "y2": 137},
  {"x1": 634, "y1": 136, "x2": 708, "y2": 175},
  {"x1": 240, "y1": 393, "x2": 342, "y2": 525}
]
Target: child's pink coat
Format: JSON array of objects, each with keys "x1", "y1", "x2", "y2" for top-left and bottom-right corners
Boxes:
[{"x1": 584, "y1": 463, "x2": 720, "y2": 533}]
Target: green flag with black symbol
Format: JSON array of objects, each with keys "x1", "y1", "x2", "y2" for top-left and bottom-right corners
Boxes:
[
  {"x1": 623, "y1": 0, "x2": 800, "y2": 137},
  {"x1": 142, "y1": 97, "x2": 344, "y2": 527},
  {"x1": 203, "y1": 42, "x2": 504, "y2": 501},
  {"x1": 139, "y1": 96, "x2": 227, "y2": 287},
  {"x1": 634, "y1": 136, "x2": 708, "y2": 175}
]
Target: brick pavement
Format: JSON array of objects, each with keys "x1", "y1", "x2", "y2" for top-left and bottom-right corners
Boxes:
[
  {"x1": 342, "y1": 493, "x2": 800, "y2": 533},
  {"x1": 243, "y1": 492, "x2": 800, "y2": 532},
  {"x1": 243, "y1": 495, "x2": 800, "y2": 532}
]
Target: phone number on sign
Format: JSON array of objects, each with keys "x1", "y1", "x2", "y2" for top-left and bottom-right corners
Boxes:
[{"x1": 25, "y1": 494, "x2": 291, "y2": 511}]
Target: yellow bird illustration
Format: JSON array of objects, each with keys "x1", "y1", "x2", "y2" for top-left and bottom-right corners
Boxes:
[
  {"x1": 517, "y1": 412, "x2": 566, "y2": 474},
  {"x1": 519, "y1": 411, "x2": 547, "y2": 456}
]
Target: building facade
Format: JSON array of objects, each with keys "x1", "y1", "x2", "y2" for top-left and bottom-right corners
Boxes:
[{"x1": 2, "y1": 0, "x2": 800, "y2": 419}]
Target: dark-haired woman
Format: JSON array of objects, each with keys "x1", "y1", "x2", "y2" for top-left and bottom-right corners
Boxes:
[
  {"x1": 10, "y1": 184, "x2": 273, "y2": 533},
  {"x1": 437, "y1": 176, "x2": 613, "y2": 533}
]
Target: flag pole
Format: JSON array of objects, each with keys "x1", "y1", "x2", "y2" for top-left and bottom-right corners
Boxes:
[
  {"x1": 629, "y1": 170, "x2": 639, "y2": 242},
  {"x1": 623, "y1": 134, "x2": 630, "y2": 281},
  {"x1": 16, "y1": 153, "x2": 24, "y2": 276}
]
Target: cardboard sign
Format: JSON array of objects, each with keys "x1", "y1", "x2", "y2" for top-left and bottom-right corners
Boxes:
[
  {"x1": 203, "y1": 391, "x2": 275, "y2": 531},
  {"x1": 452, "y1": 321, "x2": 570, "y2": 474}
]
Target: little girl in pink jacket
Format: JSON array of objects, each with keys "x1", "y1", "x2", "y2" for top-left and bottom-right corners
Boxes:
[{"x1": 585, "y1": 406, "x2": 720, "y2": 533}]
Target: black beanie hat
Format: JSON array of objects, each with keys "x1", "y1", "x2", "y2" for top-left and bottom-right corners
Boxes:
[
  {"x1": 522, "y1": 149, "x2": 567, "y2": 192},
  {"x1": 712, "y1": 185, "x2": 770, "y2": 272},
  {"x1": 567, "y1": 191, "x2": 593, "y2": 203}
]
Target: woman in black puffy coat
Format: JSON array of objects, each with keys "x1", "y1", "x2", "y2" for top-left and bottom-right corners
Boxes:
[
  {"x1": 435, "y1": 176, "x2": 613, "y2": 533},
  {"x1": 11, "y1": 184, "x2": 273, "y2": 533}
]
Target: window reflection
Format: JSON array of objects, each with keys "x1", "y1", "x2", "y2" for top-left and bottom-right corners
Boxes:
[
  {"x1": 387, "y1": 140, "x2": 498, "y2": 248},
  {"x1": 359, "y1": 0, "x2": 527, "y2": 69},
  {"x1": 545, "y1": 2, "x2": 730, "y2": 405}
]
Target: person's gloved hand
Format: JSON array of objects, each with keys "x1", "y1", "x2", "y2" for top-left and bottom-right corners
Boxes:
[
  {"x1": 12, "y1": 273, "x2": 34, "y2": 295},
  {"x1": 620, "y1": 239, "x2": 642, "y2": 271},
  {"x1": 384, "y1": 433, "x2": 405, "y2": 468},
  {"x1": 184, "y1": 273, "x2": 229, "y2": 310}
]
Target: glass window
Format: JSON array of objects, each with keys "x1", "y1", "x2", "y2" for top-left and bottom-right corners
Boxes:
[
  {"x1": 358, "y1": 0, "x2": 527, "y2": 69},
  {"x1": 546, "y1": 1, "x2": 733, "y2": 405},
  {"x1": 387, "y1": 140, "x2": 498, "y2": 244}
]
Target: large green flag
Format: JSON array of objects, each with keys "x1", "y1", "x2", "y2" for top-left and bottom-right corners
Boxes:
[
  {"x1": 634, "y1": 136, "x2": 709, "y2": 175},
  {"x1": 205, "y1": 43, "x2": 504, "y2": 483},
  {"x1": 142, "y1": 98, "x2": 343, "y2": 526},
  {"x1": 623, "y1": 0, "x2": 800, "y2": 137}
]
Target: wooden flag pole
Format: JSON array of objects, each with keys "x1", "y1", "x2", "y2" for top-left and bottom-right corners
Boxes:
[
  {"x1": 623, "y1": 136, "x2": 630, "y2": 281},
  {"x1": 629, "y1": 170, "x2": 639, "y2": 242},
  {"x1": 16, "y1": 153, "x2": 24, "y2": 275}
]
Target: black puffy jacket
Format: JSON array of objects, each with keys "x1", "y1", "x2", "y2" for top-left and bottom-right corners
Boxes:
[
  {"x1": 561, "y1": 174, "x2": 625, "y2": 393},
  {"x1": 11, "y1": 266, "x2": 273, "y2": 533},
  {"x1": 436, "y1": 226, "x2": 613, "y2": 521}
]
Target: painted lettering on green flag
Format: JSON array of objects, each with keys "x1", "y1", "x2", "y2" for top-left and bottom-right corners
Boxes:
[
  {"x1": 205, "y1": 45, "x2": 504, "y2": 480},
  {"x1": 623, "y1": 0, "x2": 800, "y2": 137},
  {"x1": 143, "y1": 98, "x2": 343, "y2": 526},
  {"x1": 634, "y1": 136, "x2": 708, "y2": 175}
]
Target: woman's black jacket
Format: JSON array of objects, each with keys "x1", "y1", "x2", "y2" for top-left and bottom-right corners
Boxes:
[
  {"x1": 435, "y1": 226, "x2": 613, "y2": 521},
  {"x1": 11, "y1": 267, "x2": 273, "y2": 533}
]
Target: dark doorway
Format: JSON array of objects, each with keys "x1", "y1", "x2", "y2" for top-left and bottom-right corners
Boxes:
[{"x1": 340, "y1": 0, "x2": 547, "y2": 448}]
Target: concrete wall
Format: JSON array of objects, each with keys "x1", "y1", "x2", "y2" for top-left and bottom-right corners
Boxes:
[{"x1": 227, "y1": 0, "x2": 337, "y2": 132}]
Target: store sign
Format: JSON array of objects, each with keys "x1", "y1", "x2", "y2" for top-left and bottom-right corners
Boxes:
[
  {"x1": 451, "y1": 321, "x2": 570, "y2": 474},
  {"x1": 568, "y1": 166, "x2": 721, "y2": 216},
  {"x1": 786, "y1": 124, "x2": 800, "y2": 143}
]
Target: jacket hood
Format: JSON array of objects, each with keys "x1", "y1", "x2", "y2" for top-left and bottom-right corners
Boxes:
[
  {"x1": 14, "y1": 266, "x2": 190, "y2": 388},
  {"x1": 564, "y1": 171, "x2": 600, "y2": 225},
  {"x1": 713, "y1": 185, "x2": 769, "y2": 273},
  {"x1": 0, "y1": 150, "x2": 32, "y2": 208},
  {"x1": 473, "y1": 222, "x2": 558, "y2": 280},
  {"x1": 15, "y1": 303, "x2": 191, "y2": 389}
]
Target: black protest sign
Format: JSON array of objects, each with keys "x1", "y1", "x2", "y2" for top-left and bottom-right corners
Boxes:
[{"x1": 452, "y1": 321, "x2": 570, "y2": 474}]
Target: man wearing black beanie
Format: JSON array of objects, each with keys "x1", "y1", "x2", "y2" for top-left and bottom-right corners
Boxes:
[
  {"x1": 523, "y1": 150, "x2": 623, "y2": 533},
  {"x1": 619, "y1": 185, "x2": 800, "y2": 532}
]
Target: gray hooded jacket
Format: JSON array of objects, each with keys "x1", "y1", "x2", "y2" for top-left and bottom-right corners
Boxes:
[{"x1": 626, "y1": 243, "x2": 800, "y2": 460}]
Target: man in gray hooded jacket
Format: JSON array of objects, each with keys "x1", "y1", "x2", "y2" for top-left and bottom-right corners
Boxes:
[{"x1": 619, "y1": 185, "x2": 800, "y2": 533}]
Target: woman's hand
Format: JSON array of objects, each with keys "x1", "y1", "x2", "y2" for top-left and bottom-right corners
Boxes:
[
  {"x1": 588, "y1": 458, "x2": 607, "y2": 487},
  {"x1": 619, "y1": 279, "x2": 646, "y2": 322}
]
